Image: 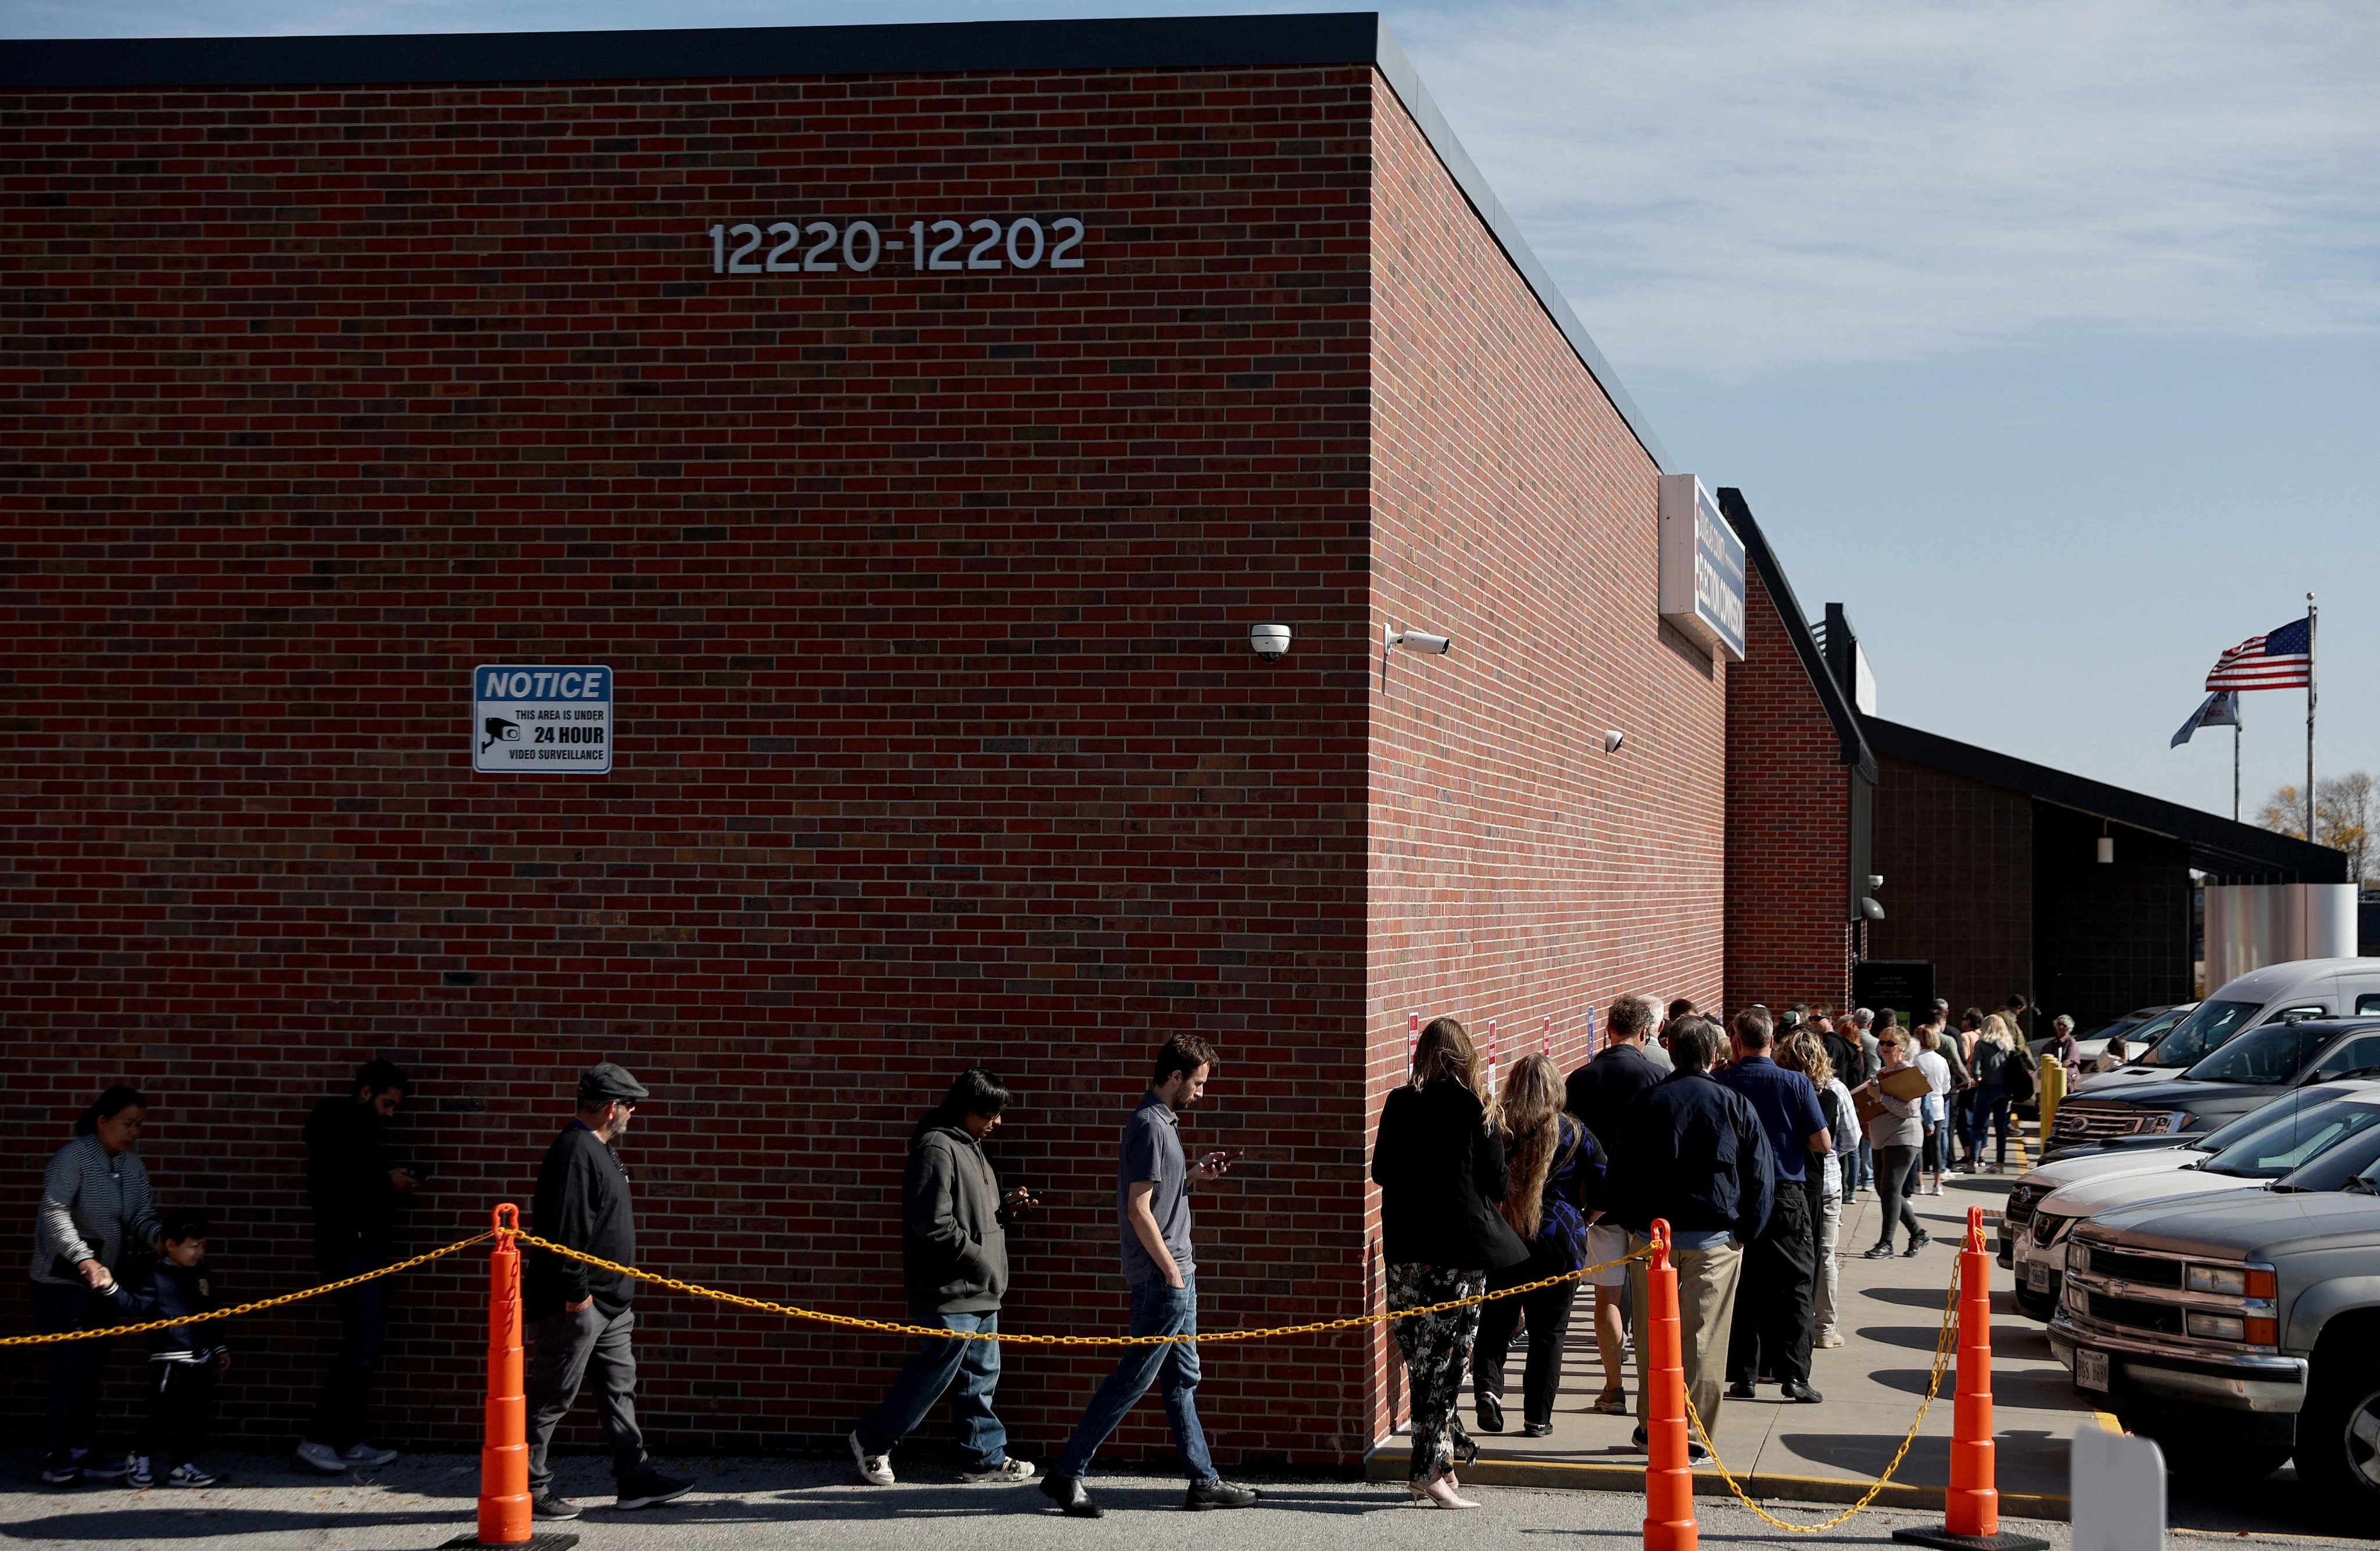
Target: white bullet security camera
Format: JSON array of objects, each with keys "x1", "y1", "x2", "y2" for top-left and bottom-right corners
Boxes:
[
  {"x1": 1603, "y1": 730, "x2": 1625, "y2": 754},
  {"x1": 1384, "y1": 625, "x2": 1452, "y2": 655},
  {"x1": 1248, "y1": 625, "x2": 1291, "y2": 661}
]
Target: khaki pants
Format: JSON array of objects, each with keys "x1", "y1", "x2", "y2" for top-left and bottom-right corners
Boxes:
[{"x1": 1629, "y1": 1234, "x2": 1744, "y2": 1435}]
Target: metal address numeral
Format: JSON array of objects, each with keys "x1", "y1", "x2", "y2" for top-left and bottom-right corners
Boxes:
[{"x1": 714, "y1": 218, "x2": 1084, "y2": 274}]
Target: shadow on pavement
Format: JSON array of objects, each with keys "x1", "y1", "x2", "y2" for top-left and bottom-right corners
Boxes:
[{"x1": 0, "y1": 1507, "x2": 459, "y2": 1541}]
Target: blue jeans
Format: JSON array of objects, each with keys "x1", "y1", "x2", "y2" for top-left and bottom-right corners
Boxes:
[
  {"x1": 855, "y1": 1311, "x2": 1008, "y2": 1471},
  {"x1": 1054, "y1": 1277, "x2": 1215, "y2": 1485}
]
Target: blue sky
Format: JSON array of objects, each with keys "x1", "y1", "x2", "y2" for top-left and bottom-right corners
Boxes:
[{"x1": 16, "y1": 0, "x2": 2378, "y2": 825}]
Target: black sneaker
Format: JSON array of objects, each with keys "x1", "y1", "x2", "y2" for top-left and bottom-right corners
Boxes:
[
  {"x1": 1184, "y1": 1479, "x2": 1261, "y2": 1511},
  {"x1": 531, "y1": 1492, "x2": 582, "y2": 1521},
  {"x1": 615, "y1": 1467, "x2": 693, "y2": 1510},
  {"x1": 1726, "y1": 1380, "x2": 1756, "y2": 1400}
]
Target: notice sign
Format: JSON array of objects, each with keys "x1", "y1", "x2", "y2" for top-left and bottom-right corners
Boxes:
[{"x1": 473, "y1": 665, "x2": 613, "y2": 774}]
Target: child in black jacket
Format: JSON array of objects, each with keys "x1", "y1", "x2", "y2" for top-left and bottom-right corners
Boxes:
[{"x1": 94, "y1": 1206, "x2": 228, "y2": 1488}]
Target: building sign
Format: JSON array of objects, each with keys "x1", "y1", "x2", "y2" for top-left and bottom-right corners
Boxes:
[
  {"x1": 706, "y1": 217, "x2": 1085, "y2": 275},
  {"x1": 473, "y1": 665, "x2": 612, "y2": 775},
  {"x1": 1658, "y1": 474, "x2": 1747, "y2": 661}
]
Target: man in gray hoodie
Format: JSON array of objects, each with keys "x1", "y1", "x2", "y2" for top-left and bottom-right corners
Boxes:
[{"x1": 850, "y1": 1069, "x2": 1038, "y2": 1486}]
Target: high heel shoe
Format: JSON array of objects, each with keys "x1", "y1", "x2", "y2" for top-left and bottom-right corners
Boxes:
[{"x1": 1408, "y1": 1472, "x2": 1481, "y2": 1509}]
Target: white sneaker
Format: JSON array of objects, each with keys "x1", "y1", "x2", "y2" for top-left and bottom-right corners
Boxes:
[
  {"x1": 849, "y1": 1430, "x2": 895, "y2": 1486},
  {"x1": 293, "y1": 1441, "x2": 350, "y2": 1475},
  {"x1": 165, "y1": 1462, "x2": 221, "y2": 1489},
  {"x1": 960, "y1": 1457, "x2": 1036, "y2": 1484},
  {"x1": 341, "y1": 1443, "x2": 399, "y2": 1468},
  {"x1": 124, "y1": 1455, "x2": 155, "y2": 1489},
  {"x1": 1816, "y1": 1330, "x2": 1845, "y2": 1349}
]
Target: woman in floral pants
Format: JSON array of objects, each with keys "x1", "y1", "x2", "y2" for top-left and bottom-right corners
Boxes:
[{"x1": 1372, "y1": 1018, "x2": 1527, "y2": 1508}]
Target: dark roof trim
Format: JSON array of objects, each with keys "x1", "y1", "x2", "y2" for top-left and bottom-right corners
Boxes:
[
  {"x1": 0, "y1": 12, "x2": 1669, "y2": 472},
  {"x1": 1864, "y1": 715, "x2": 2349, "y2": 883},
  {"x1": 1717, "y1": 488, "x2": 1878, "y2": 782}
]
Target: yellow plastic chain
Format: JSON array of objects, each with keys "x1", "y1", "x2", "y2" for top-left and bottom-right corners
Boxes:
[
  {"x1": 502, "y1": 1228, "x2": 1656, "y2": 1346},
  {"x1": 1678, "y1": 1240, "x2": 1962, "y2": 1532},
  {"x1": 0, "y1": 1233, "x2": 494, "y2": 1348}
]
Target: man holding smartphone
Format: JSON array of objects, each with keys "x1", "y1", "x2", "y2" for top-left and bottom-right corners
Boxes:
[
  {"x1": 1040, "y1": 1035, "x2": 1261, "y2": 1518},
  {"x1": 295, "y1": 1060, "x2": 416, "y2": 1477}
]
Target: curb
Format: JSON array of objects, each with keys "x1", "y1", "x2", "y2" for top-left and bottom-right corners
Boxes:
[{"x1": 1362, "y1": 1452, "x2": 2074, "y2": 1523}]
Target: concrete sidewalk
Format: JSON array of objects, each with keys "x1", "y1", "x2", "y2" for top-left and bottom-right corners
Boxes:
[{"x1": 1380, "y1": 1172, "x2": 2097, "y2": 1514}]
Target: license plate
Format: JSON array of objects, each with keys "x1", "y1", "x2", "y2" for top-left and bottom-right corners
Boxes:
[
  {"x1": 2027, "y1": 1262, "x2": 2051, "y2": 1292},
  {"x1": 2075, "y1": 1348, "x2": 2110, "y2": 1391}
]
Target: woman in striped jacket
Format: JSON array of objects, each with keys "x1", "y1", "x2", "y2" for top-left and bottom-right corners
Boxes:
[{"x1": 32, "y1": 1084, "x2": 163, "y2": 1486}]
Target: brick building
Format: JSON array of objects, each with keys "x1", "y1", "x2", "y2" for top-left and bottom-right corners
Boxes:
[
  {"x1": 1, "y1": 15, "x2": 1731, "y2": 1467},
  {"x1": 1720, "y1": 491, "x2": 1876, "y2": 1015}
]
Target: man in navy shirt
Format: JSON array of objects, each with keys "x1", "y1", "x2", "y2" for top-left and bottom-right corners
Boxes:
[
  {"x1": 1606, "y1": 1018, "x2": 1774, "y2": 1453},
  {"x1": 1713, "y1": 1009, "x2": 1831, "y2": 1403}
]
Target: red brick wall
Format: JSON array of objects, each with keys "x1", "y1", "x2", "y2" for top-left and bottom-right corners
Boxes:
[
  {"x1": 0, "y1": 62, "x2": 1384, "y2": 1466},
  {"x1": 1724, "y1": 567, "x2": 1852, "y2": 1013},
  {"x1": 1869, "y1": 754, "x2": 2033, "y2": 1019},
  {"x1": 1367, "y1": 93, "x2": 1727, "y2": 1443}
]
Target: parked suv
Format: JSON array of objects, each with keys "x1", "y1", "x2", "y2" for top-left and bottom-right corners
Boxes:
[
  {"x1": 2045, "y1": 1018, "x2": 2380, "y2": 1154},
  {"x1": 2077, "y1": 958, "x2": 2380, "y2": 1102},
  {"x1": 2049, "y1": 1125, "x2": 2380, "y2": 1510},
  {"x1": 2012, "y1": 1086, "x2": 2380, "y2": 1319}
]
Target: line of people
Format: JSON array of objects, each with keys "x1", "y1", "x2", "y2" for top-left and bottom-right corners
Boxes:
[{"x1": 26, "y1": 998, "x2": 2056, "y2": 1510}]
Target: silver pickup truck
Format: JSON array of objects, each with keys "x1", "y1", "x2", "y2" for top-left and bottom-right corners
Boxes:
[{"x1": 2048, "y1": 1161, "x2": 2380, "y2": 1511}]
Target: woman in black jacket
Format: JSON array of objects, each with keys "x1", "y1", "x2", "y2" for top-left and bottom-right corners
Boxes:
[
  {"x1": 1470, "y1": 1054, "x2": 1602, "y2": 1439},
  {"x1": 1372, "y1": 1018, "x2": 1527, "y2": 1509}
]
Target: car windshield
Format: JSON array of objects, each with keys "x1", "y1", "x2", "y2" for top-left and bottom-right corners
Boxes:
[
  {"x1": 2186, "y1": 1022, "x2": 2334, "y2": 1084},
  {"x1": 2123, "y1": 1006, "x2": 2190, "y2": 1055},
  {"x1": 2203, "y1": 1100, "x2": 2380, "y2": 1177},
  {"x1": 2272, "y1": 1126, "x2": 2380, "y2": 1192},
  {"x1": 2146, "y1": 1000, "x2": 2259, "y2": 1068},
  {"x1": 2187, "y1": 1088, "x2": 2353, "y2": 1154}
]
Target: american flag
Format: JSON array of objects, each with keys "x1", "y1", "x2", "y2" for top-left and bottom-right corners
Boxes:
[{"x1": 2205, "y1": 616, "x2": 2312, "y2": 692}]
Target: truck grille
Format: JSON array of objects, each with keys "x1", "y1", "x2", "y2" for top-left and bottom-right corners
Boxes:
[
  {"x1": 2050, "y1": 1103, "x2": 2168, "y2": 1144},
  {"x1": 2089, "y1": 1247, "x2": 2185, "y2": 1288},
  {"x1": 2084, "y1": 1291, "x2": 2186, "y2": 1336}
]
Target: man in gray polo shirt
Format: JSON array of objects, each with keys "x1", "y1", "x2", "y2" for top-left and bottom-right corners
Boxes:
[{"x1": 1040, "y1": 1036, "x2": 1262, "y2": 1519}]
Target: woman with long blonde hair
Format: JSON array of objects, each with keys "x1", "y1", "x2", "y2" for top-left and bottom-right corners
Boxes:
[
  {"x1": 1777, "y1": 1031, "x2": 1853, "y2": 1348},
  {"x1": 1373, "y1": 1017, "x2": 1527, "y2": 1508},
  {"x1": 1469, "y1": 1054, "x2": 1603, "y2": 1440}
]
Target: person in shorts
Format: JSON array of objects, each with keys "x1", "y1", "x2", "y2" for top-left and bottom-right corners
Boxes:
[{"x1": 1565, "y1": 993, "x2": 1670, "y2": 1415}]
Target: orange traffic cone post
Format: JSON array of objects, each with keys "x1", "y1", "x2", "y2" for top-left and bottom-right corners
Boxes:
[
  {"x1": 1642, "y1": 1219, "x2": 1698, "y2": 1551},
  {"x1": 443, "y1": 1204, "x2": 578, "y2": 1550},
  {"x1": 1891, "y1": 1207, "x2": 2047, "y2": 1551}
]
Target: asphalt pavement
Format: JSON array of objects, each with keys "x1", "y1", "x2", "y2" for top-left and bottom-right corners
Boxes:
[{"x1": 0, "y1": 1453, "x2": 2356, "y2": 1551}]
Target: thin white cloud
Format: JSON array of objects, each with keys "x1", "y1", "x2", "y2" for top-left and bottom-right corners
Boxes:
[{"x1": 1394, "y1": 0, "x2": 2380, "y2": 374}]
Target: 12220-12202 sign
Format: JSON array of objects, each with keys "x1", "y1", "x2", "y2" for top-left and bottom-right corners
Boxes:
[{"x1": 707, "y1": 216, "x2": 1086, "y2": 274}]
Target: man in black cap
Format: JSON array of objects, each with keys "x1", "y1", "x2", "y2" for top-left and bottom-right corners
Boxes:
[{"x1": 524, "y1": 1063, "x2": 692, "y2": 1520}]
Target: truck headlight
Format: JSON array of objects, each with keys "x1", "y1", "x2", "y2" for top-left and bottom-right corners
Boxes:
[
  {"x1": 2185, "y1": 1311, "x2": 2246, "y2": 1341},
  {"x1": 2186, "y1": 1266, "x2": 2247, "y2": 1295}
]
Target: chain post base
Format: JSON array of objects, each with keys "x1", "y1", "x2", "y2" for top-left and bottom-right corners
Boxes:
[
  {"x1": 441, "y1": 1534, "x2": 579, "y2": 1551},
  {"x1": 1890, "y1": 1528, "x2": 2048, "y2": 1551}
]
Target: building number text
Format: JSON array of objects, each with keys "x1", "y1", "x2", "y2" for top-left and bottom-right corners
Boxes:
[{"x1": 707, "y1": 217, "x2": 1086, "y2": 275}]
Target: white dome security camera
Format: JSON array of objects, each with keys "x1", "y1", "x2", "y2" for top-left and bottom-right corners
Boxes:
[
  {"x1": 1249, "y1": 625, "x2": 1291, "y2": 661},
  {"x1": 1604, "y1": 730, "x2": 1625, "y2": 754}
]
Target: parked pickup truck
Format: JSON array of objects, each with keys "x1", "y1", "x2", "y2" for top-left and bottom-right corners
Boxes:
[{"x1": 2048, "y1": 1126, "x2": 2380, "y2": 1511}]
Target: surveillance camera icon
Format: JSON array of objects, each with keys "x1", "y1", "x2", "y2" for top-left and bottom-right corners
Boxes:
[{"x1": 481, "y1": 717, "x2": 522, "y2": 754}]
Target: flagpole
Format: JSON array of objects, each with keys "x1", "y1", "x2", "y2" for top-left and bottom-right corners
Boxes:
[
  {"x1": 2234, "y1": 720, "x2": 2241, "y2": 823},
  {"x1": 2306, "y1": 593, "x2": 2318, "y2": 841}
]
